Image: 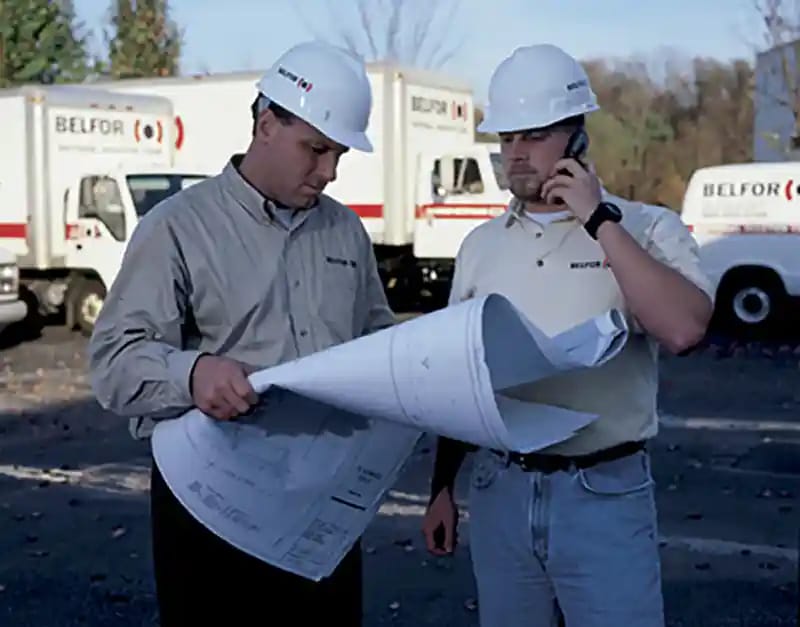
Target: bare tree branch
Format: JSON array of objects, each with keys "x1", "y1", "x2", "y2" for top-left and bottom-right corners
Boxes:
[
  {"x1": 288, "y1": 0, "x2": 464, "y2": 69},
  {"x1": 357, "y1": 0, "x2": 380, "y2": 60}
]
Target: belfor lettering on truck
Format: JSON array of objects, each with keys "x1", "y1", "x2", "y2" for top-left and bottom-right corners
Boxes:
[
  {"x1": 0, "y1": 84, "x2": 207, "y2": 336},
  {"x1": 681, "y1": 161, "x2": 800, "y2": 338},
  {"x1": 79, "y1": 64, "x2": 512, "y2": 310}
]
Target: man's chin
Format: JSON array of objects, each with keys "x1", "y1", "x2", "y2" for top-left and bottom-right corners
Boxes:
[{"x1": 510, "y1": 184, "x2": 542, "y2": 203}]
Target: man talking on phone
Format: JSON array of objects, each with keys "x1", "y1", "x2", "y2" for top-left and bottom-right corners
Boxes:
[{"x1": 421, "y1": 44, "x2": 714, "y2": 627}]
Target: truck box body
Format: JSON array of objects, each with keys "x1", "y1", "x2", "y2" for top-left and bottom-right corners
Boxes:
[
  {"x1": 89, "y1": 64, "x2": 509, "y2": 263},
  {"x1": 0, "y1": 85, "x2": 175, "y2": 269}
]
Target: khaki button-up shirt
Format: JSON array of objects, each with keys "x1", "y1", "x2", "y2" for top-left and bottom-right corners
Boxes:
[{"x1": 89, "y1": 155, "x2": 395, "y2": 439}]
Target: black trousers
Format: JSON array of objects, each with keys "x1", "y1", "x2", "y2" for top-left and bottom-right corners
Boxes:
[{"x1": 150, "y1": 460, "x2": 363, "y2": 626}]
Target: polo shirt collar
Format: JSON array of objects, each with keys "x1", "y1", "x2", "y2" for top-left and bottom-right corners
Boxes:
[{"x1": 504, "y1": 188, "x2": 615, "y2": 228}]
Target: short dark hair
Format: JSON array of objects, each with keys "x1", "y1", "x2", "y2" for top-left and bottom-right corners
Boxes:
[{"x1": 250, "y1": 95, "x2": 296, "y2": 136}]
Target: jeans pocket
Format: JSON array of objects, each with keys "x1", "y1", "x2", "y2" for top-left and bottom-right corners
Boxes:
[
  {"x1": 470, "y1": 450, "x2": 506, "y2": 490},
  {"x1": 577, "y1": 451, "x2": 654, "y2": 497}
]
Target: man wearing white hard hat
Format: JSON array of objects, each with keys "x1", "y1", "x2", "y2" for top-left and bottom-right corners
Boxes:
[
  {"x1": 422, "y1": 44, "x2": 714, "y2": 626},
  {"x1": 88, "y1": 40, "x2": 393, "y2": 625}
]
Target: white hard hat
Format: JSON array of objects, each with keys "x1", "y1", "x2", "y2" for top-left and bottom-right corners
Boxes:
[
  {"x1": 478, "y1": 44, "x2": 600, "y2": 134},
  {"x1": 256, "y1": 40, "x2": 373, "y2": 152}
]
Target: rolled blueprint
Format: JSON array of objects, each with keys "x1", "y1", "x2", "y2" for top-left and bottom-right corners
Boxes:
[{"x1": 151, "y1": 292, "x2": 628, "y2": 581}]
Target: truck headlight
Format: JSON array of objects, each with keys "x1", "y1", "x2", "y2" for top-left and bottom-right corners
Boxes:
[{"x1": 0, "y1": 265, "x2": 19, "y2": 295}]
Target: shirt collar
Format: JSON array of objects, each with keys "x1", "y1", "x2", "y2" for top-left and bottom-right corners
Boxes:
[
  {"x1": 221, "y1": 154, "x2": 316, "y2": 229},
  {"x1": 504, "y1": 188, "x2": 614, "y2": 228}
]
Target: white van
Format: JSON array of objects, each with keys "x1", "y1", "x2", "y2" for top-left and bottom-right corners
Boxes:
[{"x1": 681, "y1": 162, "x2": 800, "y2": 337}]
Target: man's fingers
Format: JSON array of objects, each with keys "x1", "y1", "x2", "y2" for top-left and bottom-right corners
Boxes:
[
  {"x1": 206, "y1": 398, "x2": 236, "y2": 421},
  {"x1": 221, "y1": 383, "x2": 252, "y2": 415},
  {"x1": 552, "y1": 158, "x2": 587, "y2": 179},
  {"x1": 443, "y1": 522, "x2": 455, "y2": 553},
  {"x1": 230, "y1": 371, "x2": 259, "y2": 405}
]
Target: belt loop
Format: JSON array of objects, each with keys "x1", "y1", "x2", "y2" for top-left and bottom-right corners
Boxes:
[{"x1": 495, "y1": 449, "x2": 511, "y2": 468}]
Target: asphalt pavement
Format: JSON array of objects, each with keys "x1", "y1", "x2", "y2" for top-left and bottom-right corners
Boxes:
[{"x1": 0, "y1": 325, "x2": 797, "y2": 626}]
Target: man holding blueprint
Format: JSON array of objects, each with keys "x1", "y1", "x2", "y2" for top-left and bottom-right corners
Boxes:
[
  {"x1": 88, "y1": 41, "x2": 393, "y2": 626},
  {"x1": 422, "y1": 44, "x2": 715, "y2": 627}
]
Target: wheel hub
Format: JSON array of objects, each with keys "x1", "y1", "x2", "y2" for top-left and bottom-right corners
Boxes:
[
  {"x1": 733, "y1": 287, "x2": 770, "y2": 324},
  {"x1": 80, "y1": 293, "x2": 104, "y2": 327}
]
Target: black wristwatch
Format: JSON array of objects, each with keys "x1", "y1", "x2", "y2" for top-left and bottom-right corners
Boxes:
[{"x1": 584, "y1": 201, "x2": 623, "y2": 240}]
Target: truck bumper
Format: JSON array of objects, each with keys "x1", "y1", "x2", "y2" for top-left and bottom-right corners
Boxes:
[{"x1": 0, "y1": 299, "x2": 28, "y2": 330}]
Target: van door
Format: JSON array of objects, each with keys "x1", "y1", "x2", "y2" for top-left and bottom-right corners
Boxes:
[
  {"x1": 65, "y1": 173, "x2": 135, "y2": 292},
  {"x1": 414, "y1": 147, "x2": 511, "y2": 260}
]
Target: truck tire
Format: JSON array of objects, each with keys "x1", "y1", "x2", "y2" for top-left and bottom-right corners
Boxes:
[
  {"x1": 713, "y1": 268, "x2": 787, "y2": 340},
  {"x1": 68, "y1": 278, "x2": 106, "y2": 337}
]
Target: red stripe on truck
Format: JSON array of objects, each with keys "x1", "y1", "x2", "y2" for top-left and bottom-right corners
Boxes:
[
  {"x1": 415, "y1": 203, "x2": 508, "y2": 220},
  {"x1": 0, "y1": 223, "x2": 26, "y2": 238},
  {"x1": 348, "y1": 204, "x2": 384, "y2": 219},
  {"x1": 348, "y1": 204, "x2": 507, "y2": 220}
]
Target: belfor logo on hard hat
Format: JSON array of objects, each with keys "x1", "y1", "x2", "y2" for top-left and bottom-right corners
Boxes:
[
  {"x1": 256, "y1": 40, "x2": 373, "y2": 152},
  {"x1": 478, "y1": 43, "x2": 600, "y2": 134}
]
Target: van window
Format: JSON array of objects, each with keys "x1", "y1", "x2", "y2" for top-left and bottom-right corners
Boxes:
[
  {"x1": 432, "y1": 157, "x2": 485, "y2": 196},
  {"x1": 79, "y1": 176, "x2": 126, "y2": 241}
]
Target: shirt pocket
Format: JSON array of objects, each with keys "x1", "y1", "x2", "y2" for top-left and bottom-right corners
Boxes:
[{"x1": 317, "y1": 252, "x2": 360, "y2": 342}]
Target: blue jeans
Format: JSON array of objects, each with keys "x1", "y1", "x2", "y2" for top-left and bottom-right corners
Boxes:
[{"x1": 467, "y1": 447, "x2": 664, "y2": 627}]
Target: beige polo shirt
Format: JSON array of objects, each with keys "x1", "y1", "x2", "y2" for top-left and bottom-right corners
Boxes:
[{"x1": 450, "y1": 192, "x2": 713, "y2": 456}]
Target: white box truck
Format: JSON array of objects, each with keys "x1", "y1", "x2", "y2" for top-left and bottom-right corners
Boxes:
[
  {"x1": 681, "y1": 161, "x2": 800, "y2": 338},
  {"x1": 0, "y1": 85, "x2": 207, "y2": 335},
  {"x1": 87, "y1": 64, "x2": 512, "y2": 308}
]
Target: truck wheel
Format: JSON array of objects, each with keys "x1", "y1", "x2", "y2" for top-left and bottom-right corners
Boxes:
[
  {"x1": 714, "y1": 269, "x2": 787, "y2": 340},
  {"x1": 69, "y1": 279, "x2": 106, "y2": 337}
]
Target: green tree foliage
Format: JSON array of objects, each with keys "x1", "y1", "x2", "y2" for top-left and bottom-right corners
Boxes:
[
  {"x1": 0, "y1": 0, "x2": 92, "y2": 87},
  {"x1": 105, "y1": 0, "x2": 181, "y2": 79}
]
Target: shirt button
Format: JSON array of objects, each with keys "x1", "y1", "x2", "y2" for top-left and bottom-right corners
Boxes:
[
  {"x1": 536, "y1": 260, "x2": 544, "y2": 267},
  {"x1": 299, "y1": 330, "x2": 308, "y2": 337},
  {"x1": 536, "y1": 232, "x2": 542, "y2": 238},
  {"x1": 294, "y1": 280, "x2": 301, "y2": 288}
]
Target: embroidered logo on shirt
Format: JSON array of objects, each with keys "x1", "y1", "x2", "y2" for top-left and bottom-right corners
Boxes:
[
  {"x1": 570, "y1": 258, "x2": 611, "y2": 269},
  {"x1": 326, "y1": 255, "x2": 358, "y2": 268}
]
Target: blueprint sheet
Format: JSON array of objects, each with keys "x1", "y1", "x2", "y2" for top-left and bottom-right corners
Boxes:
[{"x1": 151, "y1": 293, "x2": 629, "y2": 581}]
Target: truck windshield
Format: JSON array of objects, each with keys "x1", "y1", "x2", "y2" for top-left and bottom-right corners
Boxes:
[
  {"x1": 127, "y1": 174, "x2": 207, "y2": 217},
  {"x1": 489, "y1": 152, "x2": 509, "y2": 190}
]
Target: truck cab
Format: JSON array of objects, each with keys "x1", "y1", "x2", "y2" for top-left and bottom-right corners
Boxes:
[
  {"x1": 0, "y1": 84, "x2": 208, "y2": 336},
  {"x1": 410, "y1": 143, "x2": 511, "y2": 305},
  {"x1": 61, "y1": 168, "x2": 206, "y2": 334}
]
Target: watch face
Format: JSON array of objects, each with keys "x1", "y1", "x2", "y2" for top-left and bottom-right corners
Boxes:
[{"x1": 602, "y1": 202, "x2": 623, "y2": 220}]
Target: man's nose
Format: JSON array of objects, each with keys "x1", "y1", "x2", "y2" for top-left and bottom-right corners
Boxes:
[
  {"x1": 317, "y1": 153, "x2": 338, "y2": 183},
  {"x1": 507, "y1": 136, "x2": 527, "y2": 160}
]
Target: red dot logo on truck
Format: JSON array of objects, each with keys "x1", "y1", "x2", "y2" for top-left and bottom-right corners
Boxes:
[
  {"x1": 174, "y1": 115, "x2": 185, "y2": 150},
  {"x1": 451, "y1": 101, "x2": 468, "y2": 120},
  {"x1": 134, "y1": 119, "x2": 164, "y2": 144},
  {"x1": 783, "y1": 179, "x2": 800, "y2": 200}
]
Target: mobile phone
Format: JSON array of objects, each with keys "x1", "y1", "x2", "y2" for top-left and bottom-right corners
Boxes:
[
  {"x1": 552, "y1": 127, "x2": 589, "y2": 204},
  {"x1": 561, "y1": 127, "x2": 589, "y2": 170}
]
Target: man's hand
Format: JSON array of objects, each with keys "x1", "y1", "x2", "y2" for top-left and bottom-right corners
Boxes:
[
  {"x1": 540, "y1": 158, "x2": 602, "y2": 223},
  {"x1": 422, "y1": 488, "x2": 459, "y2": 556},
  {"x1": 191, "y1": 355, "x2": 259, "y2": 420}
]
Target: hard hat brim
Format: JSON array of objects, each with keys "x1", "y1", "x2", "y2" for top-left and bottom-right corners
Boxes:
[
  {"x1": 260, "y1": 89, "x2": 374, "y2": 153},
  {"x1": 478, "y1": 103, "x2": 600, "y2": 134},
  {"x1": 326, "y1": 128, "x2": 373, "y2": 153}
]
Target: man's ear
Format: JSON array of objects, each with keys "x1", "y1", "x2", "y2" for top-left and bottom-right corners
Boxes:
[{"x1": 254, "y1": 109, "x2": 278, "y2": 144}]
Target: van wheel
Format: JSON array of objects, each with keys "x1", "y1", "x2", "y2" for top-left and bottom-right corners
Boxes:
[
  {"x1": 68, "y1": 278, "x2": 106, "y2": 337},
  {"x1": 714, "y1": 269, "x2": 787, "y2": 340}
]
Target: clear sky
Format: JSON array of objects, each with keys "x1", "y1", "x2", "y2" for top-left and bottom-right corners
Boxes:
[{"x1": 73, "y1": 0, "x2": 764, "y2": 104}]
